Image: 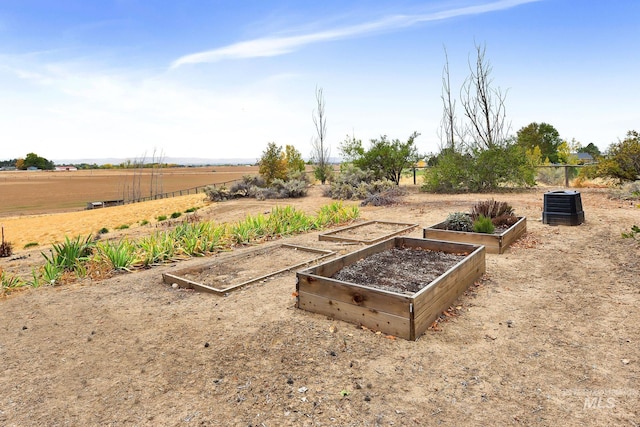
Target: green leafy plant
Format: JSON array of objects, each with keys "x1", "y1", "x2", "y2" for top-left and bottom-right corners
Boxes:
[
  {"x1": 96, "y1": 239, "x2": 137, "y2": 271},
  {"x1": 23, "y1": 242, "x2": 39, "y2": 249},
  {"x1": 40, "y1": 235, "x2": 94, "y2": 283},
  {"x1": 473, "y1": 215, "x2": 496, "y2": 234},
  {"x1": 98, "y1": 227, "x2": 109, "y2": 234},
  {"x1": 444, "y1": 212, "x2": 473, "y2": 232},
  {"x1": 185, "y1": 207, "x2": 198, "y2": 213},
  {"x1": 170, "y1": 212, "x2": 182, "y2": 219},
  {"x1": 621, "y1": 225, "x2": 640, "y2": 239},
  {"x1": 1, "y1": 270, "x2": 25, "y2": 292},
  {"x1": 40, "y1": 262, "x2": 63, "y2": 285},
  {"x1": 115, "y1": 224, "x2": 129, "y2": 230},
  {"x1": 156, "y1": 215, "x2": 167, "y2": 221},
  {"x1": 139, "y1": 219, "x2": 149, "y2": 226}
]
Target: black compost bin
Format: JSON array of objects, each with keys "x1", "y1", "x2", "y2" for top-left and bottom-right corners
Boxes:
[{"x1": 543, "y1": 190, "x2": 584, "y2": 226}]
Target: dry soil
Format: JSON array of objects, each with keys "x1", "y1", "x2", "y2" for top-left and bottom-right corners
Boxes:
[{"x1": 0, "y1": 185, "x2": 638, "y2": 426}]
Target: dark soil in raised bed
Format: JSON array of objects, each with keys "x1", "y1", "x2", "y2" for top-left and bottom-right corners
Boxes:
[{"x1": 331, "y1": 246, "x2": 466, "y2": 295}]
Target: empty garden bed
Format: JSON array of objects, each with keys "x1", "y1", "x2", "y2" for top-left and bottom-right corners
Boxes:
[
  {"x1": 163, "y1": 244, "x2": 335, "y2": 295},
  {"x1": 296, "y1": 237, "x2": 485, "y2": 340},
  {"x1": 318, "y1": 220, "x2": 418, "y2": 244}
]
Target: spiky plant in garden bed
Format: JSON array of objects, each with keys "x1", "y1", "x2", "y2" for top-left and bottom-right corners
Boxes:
[{"x1": 470, "y1": 199, "x2": 518, "y2": 228}]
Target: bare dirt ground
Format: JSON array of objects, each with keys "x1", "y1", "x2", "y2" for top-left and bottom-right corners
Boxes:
[{"x1": 1, "y1": 185, "x2": 639, "y2": 426}]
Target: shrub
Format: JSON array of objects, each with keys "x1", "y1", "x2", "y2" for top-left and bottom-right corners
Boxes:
[
  {"x1": 170, "y1": 212, "x2": 182, "y2": 219},
  {"x1": 184, "y1": 207, "x2": 198, "y2": 213},
  {"x1": 423, "y1": 144, "x2": 536, "y2": 193},
  {"x1": 360, "y1": 187, "x2": 407, "y2": 206},
  {"x1": 98, "y1": 227, "x2": 109, "y2": 234},
  {"x1": 473, "y1": 215, "x2": 496, "y2": 234},
  {"x1": 326, "y1": 165, "x2": 395, "y2": 200},
  {"x1": 444, "y1": 212, "x2": 473, "y2": 232},
  {"x1": 139, "y1": 219, "x2": 150, "y2": 226},
  {"x1": 23, "y1": 242, "x2": 39, "y2": 249},
  {"x1": 204, "y1": 185, "x2": 231, "y2": 202},
  {"x1": 156, "y1": 215, "x2": 167, "y2": 221},
  {"x1": 115, "y1": 224, "x2": 129, "y2": 230},
  {"x1": 609, "y1": 180, "x2": 640, "y2": 200}
]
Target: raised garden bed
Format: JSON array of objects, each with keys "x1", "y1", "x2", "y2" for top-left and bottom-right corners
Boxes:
[
  {"x1": 296, "y1": 237, "x2": 485, "y2": 340},
  {"x1": 423, "y1": 216, "x2": 526, "y2": 254},
  {"x1": 318, "y1": 220, "x2": 418, "y2": 244},
  {"x1": 163, "y1": 244, "x2": 335, "y2": 295}
]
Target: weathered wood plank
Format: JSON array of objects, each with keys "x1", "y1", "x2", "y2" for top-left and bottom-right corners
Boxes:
[
  {"x1": 412, "y1": 247, "x2": 486, "y2": 337},
  {"x1": 297, "y1": 291, "x2": 412, "y2": 340},
  {"x1": 423, "y1": 217, "x2": 526, "y2": 254},
  {"x1": 500, "y1": 217, "x2": 527, "y2": 251},
  {"x1": 296, "y1": 274, "x2": 412, "y2": 317}
]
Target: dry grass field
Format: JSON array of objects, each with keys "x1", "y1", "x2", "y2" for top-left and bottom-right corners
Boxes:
[{"x1": 0, "y1": 165, "x2": 258, "y2": 216}]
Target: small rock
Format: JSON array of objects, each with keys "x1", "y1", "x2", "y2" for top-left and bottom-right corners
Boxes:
[
  {"x1": 171, "y1": 283, "x2": 179, "y2": 289},
  {"x1": 204, "y1": 342, "x2": 210, "y2": 348},
  {"x1": 287, "y1": 378, "x2": 294, "y2": 385},
  {"x1": 298, "y1": 386, "x2": 308, "y2": 393},
  {"x1": 506, "y1": 320, "x2": 514, "y2": 328},
  {"x1": 622, "y1": 359, "x2": 630, "y2": 365}
]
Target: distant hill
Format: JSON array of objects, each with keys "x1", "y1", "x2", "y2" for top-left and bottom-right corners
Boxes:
[{"x1": 52, "y1": 157, "x2": 260, "y2": 166}]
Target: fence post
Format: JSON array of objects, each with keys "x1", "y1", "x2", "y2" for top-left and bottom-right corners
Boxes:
[{"x1": 565, "y1": 166, "x2": 569, "y2": 188}]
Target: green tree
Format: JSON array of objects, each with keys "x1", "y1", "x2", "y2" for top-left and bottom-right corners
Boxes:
[
  {"x1": 516, "y1": 122, "x2": 563, "y2": 163},
  {"x1": 284, "y1": 145, "x2": 305, "y2": 175},
  {"x1": 340, "y1": 132, "x2": 420, "y2": 185},
  {"x1": 423, "y1": 142, "x2": 535, "y2": 193},
  {"x1": 258, "y1": 142, "x2": 287, "y2": 185},
  {"x1": 579, "y1": 142, "x2": 602, "y2": 159},
  {"x1": 596, "y1": 130, "x2": 640, "y2": 182},
  {"x1": 22, "y1": 153, "x2": 54, "y2": 170}
]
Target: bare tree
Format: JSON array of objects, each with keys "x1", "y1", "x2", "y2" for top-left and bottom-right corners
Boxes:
[
  {"x1": 438, "y1": 46, "x2": 458, "y2": 151},
  {"x1": 149, "y1": 147, "x2": 165, "y2": 199},
  {"x1": 311, "y1": 86, "x2": 331, "y2": 184},
  {"x1": 460, "y1": 43, "x2": 510, "y2": 150}
]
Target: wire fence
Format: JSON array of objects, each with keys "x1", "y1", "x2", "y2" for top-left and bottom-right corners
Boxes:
[{"x1": 86, "y1": 178, "x2": 246, "y2": 209}]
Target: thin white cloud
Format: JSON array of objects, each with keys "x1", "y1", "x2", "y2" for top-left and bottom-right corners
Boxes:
[{"x1": 171, "y1": 0, "x2": 540, "y2": 68}]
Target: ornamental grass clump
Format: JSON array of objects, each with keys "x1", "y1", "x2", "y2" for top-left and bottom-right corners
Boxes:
[
  {"x1": 473, "y1": 215, "x2": 495, "y2": 234},
  {"x1": 470, "y1": 199, "x2": 518, "y2": 228}
]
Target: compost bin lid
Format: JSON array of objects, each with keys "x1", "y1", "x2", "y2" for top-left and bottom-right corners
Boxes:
[{"x1": 545, "y1": 190, "x2": 580, "y2": 195}]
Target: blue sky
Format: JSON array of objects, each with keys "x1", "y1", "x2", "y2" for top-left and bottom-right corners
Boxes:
[{"x1": 0, "y1": 0, "x2": 638, "y2": 162}]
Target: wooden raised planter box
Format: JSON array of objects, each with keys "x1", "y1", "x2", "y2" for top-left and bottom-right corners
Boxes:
[
  {"x1": 318, "y1": 220, "x2": 418, "y2": 244},
  {"x1": 163, "y1": 244, "x2": 335, "y2": 295},
  {"x1": 423, "y1": 217, "x2": 526, "y2": 254},
  {"x1": 296, "y1": 237, "x2": 485, "y2": 341}
]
